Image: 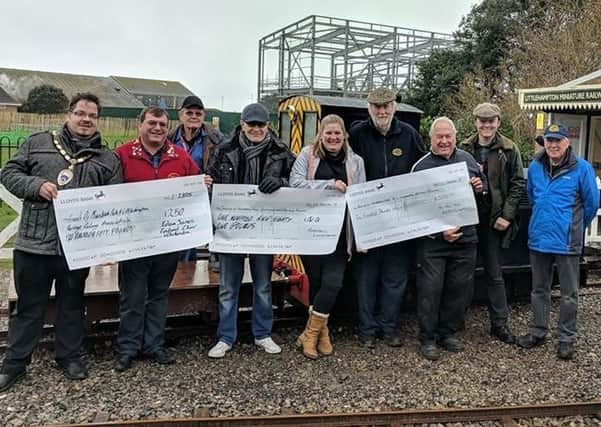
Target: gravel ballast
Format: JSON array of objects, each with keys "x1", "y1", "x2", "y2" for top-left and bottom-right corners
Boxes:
[{"x1": 1, "y1": 291, "x2": 601, "y2": 426}]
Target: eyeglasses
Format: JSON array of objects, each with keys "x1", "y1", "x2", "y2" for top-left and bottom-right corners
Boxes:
[
  {"x1": 245, "y1": 121, "x2": 267, "y2": 128},
  {"x1": 184, "y1": 110, "x2": 204, "y2": 117},
  {"x1": 70, "y1": 110, "x2": 99, "y2": 120}
]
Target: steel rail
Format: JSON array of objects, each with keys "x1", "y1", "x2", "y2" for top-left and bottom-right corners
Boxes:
[{"x1": 52, "y1": 401, "x2": 601, "y2": 427}]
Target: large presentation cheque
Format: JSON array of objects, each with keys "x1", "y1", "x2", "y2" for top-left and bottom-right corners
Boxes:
[
  {"x1": 346, "y1": 162, "x2": 479, "y2": 250},
  {"x1": 54, "y1": 175, "x2": 213, "y2": 270},
  {"x1": 209, "y1": 184, "x2": 346, "y2": 255}
]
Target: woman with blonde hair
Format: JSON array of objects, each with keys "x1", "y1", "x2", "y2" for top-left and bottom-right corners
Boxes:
[{"x1": 290, "y1": 114, "x2": 366, "y2": 359}]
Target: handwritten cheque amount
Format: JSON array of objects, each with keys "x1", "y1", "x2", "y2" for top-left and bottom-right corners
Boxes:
[
  {"x1": 53, "y1": 175, "x2": 213, "y2": 270},
  {"x1": 209, "y1": 184, "x2": 346, "y2": 255}
]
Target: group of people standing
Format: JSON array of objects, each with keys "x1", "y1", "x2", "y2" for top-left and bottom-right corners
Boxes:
[{"x1": 0, "y1": 86, "x2": 597, "y2": 393}]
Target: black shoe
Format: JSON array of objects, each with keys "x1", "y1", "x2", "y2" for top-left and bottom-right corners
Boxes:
[
  {"x1": 383, "y1": 331, "x2": 403, "y2": 348},
  {"x1": 147, "y1": 348, "x2": 175, "y2": 365},
  {"x1": 516, "y1": 334, "x2": 546, "y2": 349},
  {"x1": 557, "y1": 342, "x2": 575, "y2": 360},
  {"x1": 0, "y1": 368, "x2": 26, "y2": 392},
  {"x1": 56, "y1": 359, "x2": 88, "y2": 380},
  {"x1": 490, "y1": 326, "x2": 516, "y2": 344},
  {"x1": 420, "y1": 342, "x2": 441, "y2": 361},
  {"x1": 114, "y1": 354, "x2": 133, "y2": 372},
  {"x1": 438, "y1": 336, "x2": 464, "y2": 352},
  {"x1": 359, "y1": 335, "x2": 376, "y2": 349}
]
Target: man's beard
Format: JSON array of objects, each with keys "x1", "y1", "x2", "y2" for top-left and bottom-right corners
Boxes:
[{"x1": 373, "y1": 116, "x2": 393, "y2": 132}]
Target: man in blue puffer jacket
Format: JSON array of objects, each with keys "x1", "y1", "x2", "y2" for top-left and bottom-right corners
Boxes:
[{"x1": 517, "y1": 123, "x2": 599, "y2": 360}]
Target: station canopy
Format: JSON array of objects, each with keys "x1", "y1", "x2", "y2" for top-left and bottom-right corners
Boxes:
[{"x1": 518, "y1": 69, "x2": 601, "y2": 111}]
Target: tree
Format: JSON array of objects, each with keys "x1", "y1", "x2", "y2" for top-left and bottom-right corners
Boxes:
[
  {"x1": 405, "y1": 49, "x2": 471, "y2": 118},
  {"x1": 515, "y1": 0, "x2": 601, "y2": 89},
  {"x1": 19, "y1": 84, "x2": 69, "y2": 114}
]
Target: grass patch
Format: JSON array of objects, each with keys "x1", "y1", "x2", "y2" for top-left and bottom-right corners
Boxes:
[
  {"x1": 0, "y1": 131, "x2": 136, "y2": 166},
  {"x1": 0, "y1": 259, "x2": 12, "y2": 271},
  {"x1": 0, "y1": 203, "x2": 17, "y2": 230},
  {"x1": 0, "y1": 203, "x2": 17, "y2": 248}
]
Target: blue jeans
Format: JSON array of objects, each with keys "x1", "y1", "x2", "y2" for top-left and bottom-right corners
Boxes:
[
  {"x1": 353, "y1": 242, "x2": 410, "y2": 337},
  {"x1": 217, "y1": 254, "x2": 274, "y2": 345},
  {"x1": 117, "y1": 253, "x2": 179, "y2": 356}
]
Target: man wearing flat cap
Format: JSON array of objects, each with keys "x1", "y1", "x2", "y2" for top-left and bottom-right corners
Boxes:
[
  {"x1": 460, "y1": 102, "x2": 525, "y2": 345},
  {"x1": 206, "y1": 102, "x2": 295, "y2": 358},
  {"x1": 169, "y1": 95, "x2": 224, "y2": 264},
  {"x1": 348, "y1": 87, "x2": 426, "y2": 349},
  {"x1": 517, "y1": 123, "x2": 598, "y2": 360}
]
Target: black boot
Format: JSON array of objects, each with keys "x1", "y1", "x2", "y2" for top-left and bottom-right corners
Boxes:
[
  {"x1": 490, "y1": 325, "x2": 516, "y2": 344},
  {"x1": 0, "y1": 367, "x2": 26, "y2": 392},
  {"x1": 56, "y1": 358, "x2": 88, "y2": 380}
]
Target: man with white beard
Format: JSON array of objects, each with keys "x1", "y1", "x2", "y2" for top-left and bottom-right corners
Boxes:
[{"x1": 348, "y1": 87, "x2": 426, "y2": 349}]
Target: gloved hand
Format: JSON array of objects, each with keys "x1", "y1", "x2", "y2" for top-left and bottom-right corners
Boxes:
[{"x1": 258, "y1": 176, "x2": 283, "y2": 193}]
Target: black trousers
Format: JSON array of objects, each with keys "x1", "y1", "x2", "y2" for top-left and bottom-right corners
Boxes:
[
  {"x1": 117, "y1": 253, "x2": 179, "y2": 356},
  {"x1": 477, "y1": 223, "x2": 509, "y2": 328},
  {"x1": 3, "y1": 250, "x2": 89, "y2": 370},
  {"x1": 416, "y1": 241, "x2": 477, "y2": 343},
  {"x1": 301, "y1": 240, "x2": 347, "y2": 314}
]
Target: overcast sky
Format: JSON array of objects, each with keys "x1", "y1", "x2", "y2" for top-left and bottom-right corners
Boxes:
[{"x1": 2, "y1": 0, "x2": 476, "y2": 111}]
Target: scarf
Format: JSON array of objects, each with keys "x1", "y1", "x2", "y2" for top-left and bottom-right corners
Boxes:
[
  {"x1": 238, "y1": 132, "x2": 271, "y2": 185},
  {"x1": 315, "y1": 149, "x2": 348, "y2": 183}
]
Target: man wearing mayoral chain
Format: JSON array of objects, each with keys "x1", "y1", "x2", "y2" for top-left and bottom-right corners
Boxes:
[{"x1": 0, "y1": 93, "x2": 122, "y2": 392}]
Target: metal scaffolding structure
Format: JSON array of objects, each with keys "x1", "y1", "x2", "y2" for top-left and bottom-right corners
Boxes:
[{"x1": 258, "y1": 15, "x2": 455, "y2": 100}]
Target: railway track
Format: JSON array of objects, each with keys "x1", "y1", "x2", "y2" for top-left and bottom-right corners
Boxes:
[{"x1": 54, "y1": 401, "x2": 601, "y2": 427}]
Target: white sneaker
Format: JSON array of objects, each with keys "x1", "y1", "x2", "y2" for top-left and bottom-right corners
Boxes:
[
  {"x1": 254, "y1": 337, "x2": 282, "y2": 354},
  {"x1": 208, "y1": 341, "x2": 232, "y2": 358}
]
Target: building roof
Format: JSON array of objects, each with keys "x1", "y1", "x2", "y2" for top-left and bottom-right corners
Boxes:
[
  {"x1": 110, "y1": 76, "x2": 194, "y2": 97},
  {"x1": 518, "y1": 69, "x2": 601, "y2": 111},
  {"x1": 312, "y1": 95, "x2": 423, "y2": 114},
  {"x1": 0, "y1": 86, "x2": 20, "y2": 106},
  {"x1": 0, "y1": 67, "x2": 144, "y2": 108}
]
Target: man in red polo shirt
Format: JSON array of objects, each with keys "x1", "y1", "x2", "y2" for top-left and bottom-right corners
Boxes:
[{"x1": 113, "y1": 107, "x2": 201, "y2": 372}]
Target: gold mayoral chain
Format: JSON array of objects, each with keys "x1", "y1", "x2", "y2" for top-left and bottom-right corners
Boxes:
[{"x1": 52, "y1": 131, "x2": 93, "y2": 186}]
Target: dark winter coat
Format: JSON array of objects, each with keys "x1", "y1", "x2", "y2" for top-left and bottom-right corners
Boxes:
[
  {"x1": 0, "y1": 129, "x2": 122, "y2": 255},
  {"x1": 207, "y1": 127, "x2": 295, "y2": 185},
  {"x1": 460, "y1": 133, "x2": 525, "y2": 248}
]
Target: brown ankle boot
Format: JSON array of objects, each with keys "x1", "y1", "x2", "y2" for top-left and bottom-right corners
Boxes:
[
  {"x1": 317, "y1": 317, "x2": 333, "y2": 356},
  {"x1": 296, "y1": 306, "x2": 312, "y2": 346},
  {"x1": 296, "y1": 311, "x2": 326, "y2": 360}
]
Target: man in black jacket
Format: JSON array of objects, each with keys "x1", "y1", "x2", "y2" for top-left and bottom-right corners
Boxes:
[
  {"x1": 348, "y1": 87, "x2": 426, "y2": 348},
  {"x1": 206, "y1": 103, "x2": 295, "y2": 358},
  {"x1": 0, "y1": 93, "x2": 122, "y2": 391},
  {"x1": 412, "y1": 117, "x2": 483, "y2": 360},
  {"x1": 460, "y1": 103, "x2": 525, "y2": 344}
]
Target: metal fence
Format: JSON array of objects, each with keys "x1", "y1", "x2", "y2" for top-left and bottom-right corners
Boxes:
[{"x1": 0, "y1": 135, "x2": 25, "y2": 166}]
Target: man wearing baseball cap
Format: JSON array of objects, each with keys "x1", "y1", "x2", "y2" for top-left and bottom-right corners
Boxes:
[
  {"x1": 206, "y1": 102, "x2": 295, "y2": 358},
  {"x1": 460, "y1": 102, "x2": 525, "y2": 345},
  {"x1": 517, "y1": 123, "x2": 598, "y2": 360},
  {"x1": 169, "y1": 96, "x2": 224, "y2": 173},
  {"x1": 168, "y1": 95, "x2": 224, "y2": 265},
  {"x1": 348, "y1": 87, "x2": 426, "y2": 348}
]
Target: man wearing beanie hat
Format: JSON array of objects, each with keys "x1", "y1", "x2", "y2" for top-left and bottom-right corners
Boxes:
[
  {"x1": 460, "y1": 102, "x2": 525, "y2": 345},
  {"x1": 348, "y1": 87, "x2": 426, "y2": 349},
  {"x1": 517, "y1": 123, "x2": 598, "y2": 360},
  {"x1": 206, "y1": 102, "x2": 295, "y2": 358}
]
